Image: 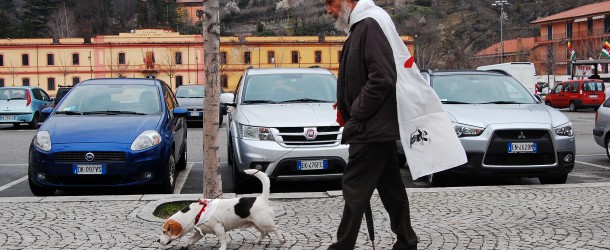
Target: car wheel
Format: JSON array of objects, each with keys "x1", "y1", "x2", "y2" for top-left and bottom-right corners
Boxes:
[
  {"x1": 227, "y1": 137, "x2": 233, "y2": 165},
  {"x1": 177, "y1": 142, "x2": 187, "y2": 171},
  {"x1": 28, "y1": 175, "x2": 55, "y2": 196},
  {"x1": 539, "y1": 174, "x2": 568, "y2": 184},
  {"x1": 545, "y1": 100, "x2": 552, "y2": 106},
  {"x1": 28, "y1": 113, "x2": 40, "y2": 129},
  {"x1": 605, "y1": 137, "x2": 610, "y2": 161},
  {"x1": 569, "y1": 101, "x2": 578, "y2": 112},
  {"x1": 159, "y1": 153, "x2": 177, "y2": 194},
  {"x1": 219, "y1": 113, "x2": 223, "y2": 127},
  {"x1": 425, "y1": 172, "x2": 446, "y2": 187}
]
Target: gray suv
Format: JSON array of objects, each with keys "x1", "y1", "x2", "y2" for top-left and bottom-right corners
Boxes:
[
  {"x1": 222, "y1": 68, "x2": 347, "y2": 191},
  {"x1": 399, "y1": 70, "x2": 576, "y2": 185}
]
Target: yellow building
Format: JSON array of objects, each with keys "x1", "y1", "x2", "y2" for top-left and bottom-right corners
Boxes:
[{"x1": 0, "y1": 29, "x2": 413, "y2": 96}]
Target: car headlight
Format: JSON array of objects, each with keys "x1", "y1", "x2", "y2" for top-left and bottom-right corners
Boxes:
[
  {"x1": 131, "y1": 130, "x2": 162, "y2": 151},
  {"x1": 453, "y1": 123, "x2": 484, "y2": 137},
  {"x1": 554, "y1": 122, "x2": 573, "y2": 136},
  {"x1": 33, "y1": 131, "x2": 52, "y2": 151},
  {"x1": 239, "y1": 124, "x2": 274, "y2": 140}
]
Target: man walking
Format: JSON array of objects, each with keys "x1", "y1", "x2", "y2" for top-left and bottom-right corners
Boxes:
[{"x1": 325, "y1": 0, "x2": 418, "y2": 249}]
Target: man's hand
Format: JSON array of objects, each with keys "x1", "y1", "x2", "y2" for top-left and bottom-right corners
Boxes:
[{"x1": 333, "y1": 101, "x2": 345, "y2": 126}]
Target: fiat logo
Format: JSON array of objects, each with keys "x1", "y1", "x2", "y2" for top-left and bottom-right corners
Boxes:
[
  {"x1": 85, "y1": 152, "x2": 95, "y2": 162},
  {"x1": 304, "y1": 128, "x2": 317, "y2": 140}
]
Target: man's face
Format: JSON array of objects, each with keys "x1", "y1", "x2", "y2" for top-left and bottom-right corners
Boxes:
[{"x1": 325, "y1": 0, "x2": 353, "y2": 32}]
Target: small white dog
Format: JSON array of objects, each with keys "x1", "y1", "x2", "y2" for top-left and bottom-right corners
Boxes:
[{"x1": 158, "y1": 169, "x2": 286, "y2": 249}]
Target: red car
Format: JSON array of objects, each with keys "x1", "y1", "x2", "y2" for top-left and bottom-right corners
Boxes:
[{"x1": 544, "y1": 79, "x2": 605, "y2": 111}]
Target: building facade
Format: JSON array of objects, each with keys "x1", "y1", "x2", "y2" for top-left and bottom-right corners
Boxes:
[
  {"x1": 0, "y1": 29, "x2": 413, "y2": 97},
  {"x1": 530, "y1": 1, "x2": 610, "y2": 78}
]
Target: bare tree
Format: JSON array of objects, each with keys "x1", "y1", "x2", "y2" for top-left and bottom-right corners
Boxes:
[
  {"x1": 414, "y1": 37, "x2": 442, "y2": 70},
  {"x1": 574, "y1": 36, "x2": 606, "y2": 60},
  {"x1": 159, "y1": 50, "x2": 178, "y2": 89},
  {"x1": 7, "y1": 59, "x2": 18, "y2": 86},
  {"x1": 545, "y1": 44, "x2": 557, "y2": 81},
  {"x1": 47, "y1": 4, "x2": 77, "y2": 39},
  {"x1": 115, "y1": 61, "x2": 131, "y2": 78},
  {"x1": 111, "y1": 0, "x2": 138, "y2": 31},
  {"x1": 203, "y1": 0, "x2": 223, "y2": 198},
  {"x1": 56, "y1": 55, "x2": 73, "y2": 85}
]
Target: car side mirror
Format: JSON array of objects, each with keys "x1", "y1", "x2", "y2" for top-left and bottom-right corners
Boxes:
[
  {"x1": 220, "y1": 93, "x2": 235, "y2": 106},
  {"x1": 41, "y1": 107, "x2": 53, "y2": 121},
  {"x1": 173, "y1": 107, "x2": 189, "y2": 117}
]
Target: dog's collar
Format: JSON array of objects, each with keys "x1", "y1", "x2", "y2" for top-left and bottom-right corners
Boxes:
[{"x1": 195, "y1": 199, "x2": 209, "y2": 224}]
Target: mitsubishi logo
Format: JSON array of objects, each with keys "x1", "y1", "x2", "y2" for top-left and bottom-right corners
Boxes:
[
  {"x1": 85, "y1": 152, "x2": 95, "y2": 162},
  {"x1": 517, "y1": 131, "x2": 526, "y2": 139},
  {"x1": 304, "y1": 128, "x2": 318, "y2": 141}
]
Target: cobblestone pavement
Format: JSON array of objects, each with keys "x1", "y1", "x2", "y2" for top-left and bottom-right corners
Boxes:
[{"x1": 0, "y1": 183, "x2": 609, "y2": 250}]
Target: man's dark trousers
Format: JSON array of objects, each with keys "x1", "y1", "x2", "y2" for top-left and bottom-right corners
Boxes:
[{"x1": 329, "y1": 141, "x2": 418, "y2": 250}]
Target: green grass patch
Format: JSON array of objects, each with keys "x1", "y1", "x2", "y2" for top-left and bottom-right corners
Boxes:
[{"x1": 153, "y1": 200, "x2": 196, "y2": 219}]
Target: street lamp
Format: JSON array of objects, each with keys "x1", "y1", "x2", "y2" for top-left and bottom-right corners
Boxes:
[{"x1": 492, "y1": 0, "x2": 509, "y2": 64}]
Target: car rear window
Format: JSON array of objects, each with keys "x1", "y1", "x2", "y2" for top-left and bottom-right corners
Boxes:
[
  {"x1": 583, "y1": 82, "x2": 604, "y2": 92},
  {"x1": 242, "y1": 73, "x2": 337, "y2": 103},
  {"x1": 176, "y1": 86, "x2": 204, "y2": 98},
  {"x1": 0, "y1": 88, "x2": 27, "y2": 100}
]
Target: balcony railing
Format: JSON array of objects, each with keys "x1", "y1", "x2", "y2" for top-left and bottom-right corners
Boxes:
[{"x1": 535, "y1": 28, "x2": 610, "y2": 42}]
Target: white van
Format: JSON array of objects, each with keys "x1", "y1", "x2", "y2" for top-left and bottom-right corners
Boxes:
[{"x1": 477, "y1": 62, "x2": 537, "y2": 94}]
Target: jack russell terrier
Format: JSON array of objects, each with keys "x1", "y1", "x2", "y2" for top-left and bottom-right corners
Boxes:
[{"x1": 158, "y1": 169, "x2": 286, "y2": 249}]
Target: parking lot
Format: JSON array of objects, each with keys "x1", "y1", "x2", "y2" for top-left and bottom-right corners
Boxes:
[{"x1": 1, "y1": 109, "x2": 609, "y2": 197}]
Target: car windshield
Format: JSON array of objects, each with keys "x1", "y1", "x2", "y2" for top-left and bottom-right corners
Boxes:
[
  {"x1": 432, "y1": 74, "x2": 536, "y2": 104},
  {"x1": 176, "y1": 86, "x2": 204, "y2": 98},
  {"x1": 242, "y1": 73, "x2": 337, "y2": 103},
  {"x1": 56, "y1": 84, "x2": 161, "y2": 115},
  {"x1": 0, "y1": 88, "x2": 27, "y2": 100}
]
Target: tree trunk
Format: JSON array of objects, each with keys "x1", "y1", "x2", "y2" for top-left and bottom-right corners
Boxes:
[{"x1": 202, "y1": 0, "x2": 223, "y2": 198}]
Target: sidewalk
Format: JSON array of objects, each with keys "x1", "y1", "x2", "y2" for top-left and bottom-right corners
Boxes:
[{"x1": 0, "y1": 183, "x2": 609, "y2": 250}]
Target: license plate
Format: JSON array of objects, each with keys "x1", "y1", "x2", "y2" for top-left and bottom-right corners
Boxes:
[
  {"x1": 590, "y1": 95, "x2": 598, "y2": 98},
  {"x1": 1, "y1": 115, "x2": 15, "y2": 120},
  {"x1": 73, "y1": 164, "x2": 106, "y2": 175},
  {"x1": 297, "y1": 159, "x2": 328, "y2": 170},
  {"x1": 508, "y1": 142, "x2": 537, "y2": 153},
  {"x1": 190, "y1": 112, "x2": 202, "y2": 116}
]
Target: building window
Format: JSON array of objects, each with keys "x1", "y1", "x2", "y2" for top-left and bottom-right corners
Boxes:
[
  {"x1": 176, "y1": 75, "x2": 183, "y2": 87},
  {"x1": 47, "y1": 54, "x2": 55, "y2": 66},
  {"x1": 221, "y1": 74, "x2": 228, "y2": 88},
  {"x1": 220, "y1": 51, "x2": 227, "y2": 64},
  {"x1": 23, "y1": 78, "x2": 30, "y2": 86},
  {"x1": 0, "y1": 78, "x2": 4, "y2": 87},
  {"x1": 315, "y1": 51, "x2": 322, "y2": 63},
  {"x1": 175, "y1": 52, "x2": 182, "y2": 65},
  {"x1": 291, "y1": 51, "x2": 299, "y2": 64},
  {"x1": 22, "y1": 54, "x2": 29, "y2": 66},
  {"x1": 566, "y1": 22, "x2": 573, "y2": 38},
  {"x1": 244, "y1": 51, "x2": 251, "y2": 64},
  {"x1": 0, "y1": 54, "x2": 3, "y2": 66},
  {"x1": 587, "y1": 18, "x2": 594, "y2": 33},
  {"x1": 47, "y1": 78, "x2": 56, "y2": 91},
  {"x1": 72, "y1": 77, "x2": 80, "y2": 86},
  {"x1": 338, "y1": 51, "x2": 343, "y2": 63},
  {"x1": 118, "y1": 52, "x2": 126, "y2": 65},
  {"x1": 547, "y1": 25, "x2": 552, "y2": 40},
  {"x1": 72, "y1": 53, "x2": 79, "y2": 65},
  {"x1": 268, "y1": 51, "x2": 275, "y2": 64},
  {"x1": 605, "y1": 15, "x2": 610, "y2": 33}
]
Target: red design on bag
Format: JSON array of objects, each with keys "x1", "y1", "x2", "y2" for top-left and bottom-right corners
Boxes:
[
  {"x1": 404, "y1": 56, "x2": 415, "y2": 68},
  {"x1": 333, "y1": 101, "x2": 346, "y2": 126}
]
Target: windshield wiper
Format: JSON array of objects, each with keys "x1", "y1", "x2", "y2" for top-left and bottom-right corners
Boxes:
[
  {"x1": 243, "y1": 100, "x2": 278, "y2": 104},
  {"x1": 479, "y1": 101, "x2": 523, "y2": 104},
  {"x1": 55, "y1": 110, "x2": 83, "y2": 115},
  {"x1": 7, "y1": 98, "x2": 26, "y2": 101},
  {"x1": 279, "y1": 98, "x2": 330, "y2": 103},
  {"x1": 441, "y1": 100, "x2": 471, "y2": 104},
  {"x1": 83, "y1": 110, "x2": 147, "y2": 115}
]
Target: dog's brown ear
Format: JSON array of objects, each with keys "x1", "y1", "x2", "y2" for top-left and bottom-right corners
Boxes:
[{"x1": 164, "y1": 219, "x2": 183, "y2": 239}]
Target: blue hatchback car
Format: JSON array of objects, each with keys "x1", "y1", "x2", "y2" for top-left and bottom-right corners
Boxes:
[
  {"x1": 28, "y1": 78, "x2": 188, "y2": 196},
  {"x1": 0, "y1": 86, "x2": 53, "y2": 128}
]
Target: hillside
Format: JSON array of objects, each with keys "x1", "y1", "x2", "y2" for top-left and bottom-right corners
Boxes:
[{"x1": 1, "y1": 0, "x2": 608, "y2": 69}]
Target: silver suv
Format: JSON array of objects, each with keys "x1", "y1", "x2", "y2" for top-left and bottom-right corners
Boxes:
[{"x1": 222, "y1": 68, "x2": 347, "y2": 191}]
